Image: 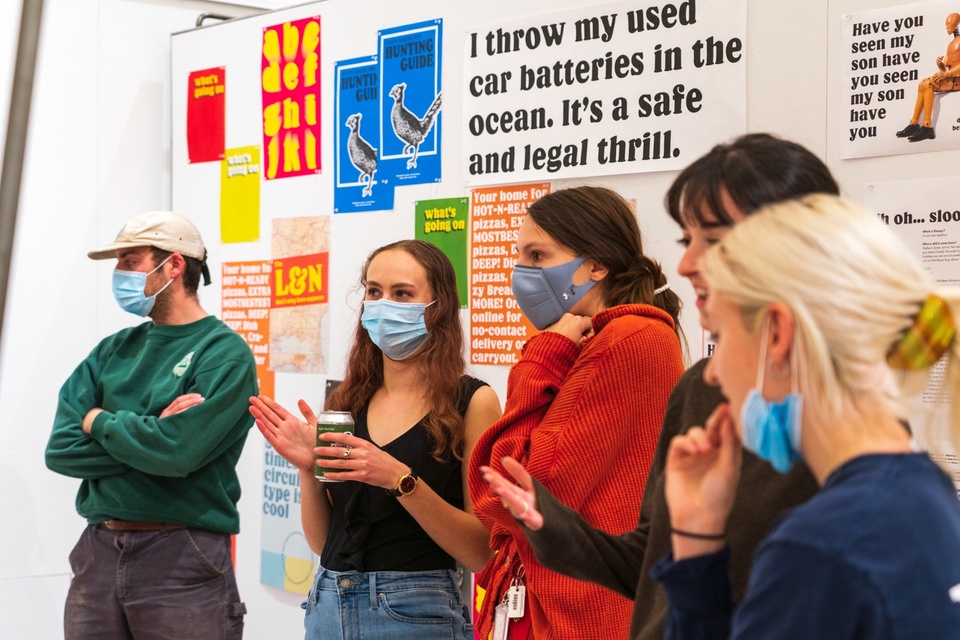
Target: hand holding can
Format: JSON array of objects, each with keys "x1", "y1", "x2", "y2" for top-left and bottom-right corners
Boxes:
[{"x1": 316, "y1": 410, "x2": 354, "y2": 482}]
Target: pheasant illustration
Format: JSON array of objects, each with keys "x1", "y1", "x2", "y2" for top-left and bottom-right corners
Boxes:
[
  {"x1": 345, "y1": 113, "x2": 377, "y2": 197},
  {"x1": 388, "y1": 82, "x2": 442, "y2": 169}
]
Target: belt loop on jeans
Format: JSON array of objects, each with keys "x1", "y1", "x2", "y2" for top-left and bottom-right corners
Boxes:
[
  {"x1": 101, "y1": 519, "x2": 187, "y2": 532},
  {"x1": 369, "y1": 572, "x2": 378, "y2": 610}
]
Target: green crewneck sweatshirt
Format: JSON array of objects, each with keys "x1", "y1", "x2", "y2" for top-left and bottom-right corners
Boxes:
[{"x1": 46, "y1": 315, "x2": 258, "y2": 533}]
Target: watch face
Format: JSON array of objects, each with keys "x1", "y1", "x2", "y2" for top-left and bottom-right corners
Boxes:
[{"x1": 398, "y1": 474, "x2": 418, "y2": 495}]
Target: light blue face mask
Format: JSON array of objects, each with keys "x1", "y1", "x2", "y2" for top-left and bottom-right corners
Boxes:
[
  {"x1": 740, "y1": 317, "x2": 803, "y2": 474},
  {"x1": 112, "y1": 256, "x2": 172, "y2": 317},
  {"x1": 361, "y1": 299, "x2": 434, "y2": 361},
  {"x1": 511, "y1": 256, "x2": 596, "y2": 330}
]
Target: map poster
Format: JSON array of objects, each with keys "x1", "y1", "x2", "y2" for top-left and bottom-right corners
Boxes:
[{"x1": 270, "y1": 217, "x2": 330, "y2": 374}]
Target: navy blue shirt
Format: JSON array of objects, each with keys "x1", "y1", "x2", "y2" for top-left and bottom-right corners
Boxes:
[{"x1": 653, "y1": 454, "x2": 960, "y2": 639}]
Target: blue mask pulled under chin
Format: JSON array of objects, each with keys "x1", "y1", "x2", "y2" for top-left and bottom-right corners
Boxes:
[
  {"x1": 511, "y1": 256, "x2": 596, "y2": 330},
  {"x1": 739, "y1": 317, "x2": 803, "y2": 474}
]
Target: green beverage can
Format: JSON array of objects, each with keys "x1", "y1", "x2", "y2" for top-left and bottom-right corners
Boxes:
[{"x1": 315, "y1": 410, "x2": 354, "y2": 482}]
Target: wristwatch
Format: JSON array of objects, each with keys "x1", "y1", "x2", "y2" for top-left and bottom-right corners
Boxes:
[{"x1": 386, "y1": 472, "x2": 419, "y2": 497}]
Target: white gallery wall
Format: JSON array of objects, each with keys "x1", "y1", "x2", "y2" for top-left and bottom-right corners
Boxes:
[{"x1": 0, "y1": 0, "x2": 957, "y2": 639}]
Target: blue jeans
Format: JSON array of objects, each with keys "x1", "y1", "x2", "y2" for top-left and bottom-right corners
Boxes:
[
  {"x1": 302, "y1": 566, "x2": 472, "y2": 640},
  {"x1": 64, "y1": 524, "x2": 246, "y2": 639}
]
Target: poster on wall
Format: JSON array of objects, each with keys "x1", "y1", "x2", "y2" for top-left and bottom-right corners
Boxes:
[
  {"x1": 221, "y1": 146, "x2": 261, "y2": 243},
  {"x1": 841, "y1": 0, "x2": 960, "y2": 158},
  {"x1": 379, "y1": 19, "x2": 444, "y2": 186},
  {"x1": 415, "y1": 197, "x2": 469, "y2": 307},
  {"x1": 222, "y1": 260, "x2": 275, "y2": 398},
  {"x1": 261, "y1": 15, "x2": 322, "y2": 180},
  {"x1": 260, "y1": 443, "x2": 316, "y2": 594},
  {"x1": 221, "y1": 259, "x2": 316, "y2": 594},
  {"x1": 334, "y1": 55, "x2": 395, "y2": 213},
  {"x1": 462, "y1": 0, "x2": 747, "y2": 186},
  {"x1": 187, "y1": 67, "x2": 225, "y2": 163},
  {"x1": 469, "y1": 183, "x2": 547, "y2": 366},
  {"x1": 270, "y1": 217, "x2": 330, "y2": 374},
  {"x1": 864, "y1": 176, "x2": 960, "y2": 496}
]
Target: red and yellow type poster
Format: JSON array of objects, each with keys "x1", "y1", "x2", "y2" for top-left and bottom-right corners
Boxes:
[
  {"x1": 469, "y1": 183, "x2": 548, "y2": 366},
  {"x1": 222, "y1": 260, "x2": 274, "y2": 398},
  {"x1": 187, "y1": 67, "x2": 225, "y2": 163},
  {"x1": 261, "y1": 16, "x2": 321, "y2": 180},
  {"x1": 271, "y1": 252, "x2": 329, "y2": 307}
]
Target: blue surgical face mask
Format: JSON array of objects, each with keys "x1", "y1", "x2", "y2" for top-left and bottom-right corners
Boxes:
[
  {"x1": 740, "y1": 317, "x2": 803, "y2": 474},
  {"x1": 361, "y1": 299, "x2": 434, "y2": 361},
  {"x1": 511, "y1": 256, "x2": 596, "y2": 330},
  {"x1": 112, "y1": 256, "x2": 172, "y2": 317}
]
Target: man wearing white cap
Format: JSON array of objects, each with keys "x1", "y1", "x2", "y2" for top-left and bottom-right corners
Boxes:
[{"x1": 45, "y1": 211, "x2": 258, "y2": 639}]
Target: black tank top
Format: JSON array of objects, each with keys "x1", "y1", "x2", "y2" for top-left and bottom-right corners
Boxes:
[{"x1": 320, "y1": 376, "x2": 487, "y2": 572}]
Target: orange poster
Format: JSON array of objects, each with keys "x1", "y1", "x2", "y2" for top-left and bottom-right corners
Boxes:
[
  {"x1": 222, "y1": 260, "x2": 274, "y2": 398},
  {"x1": 469, "y1": 183, "x2": 549, "y2": 366},
  {"x1": 271, "y1": 252, "x2": 328, "y2": 308}
]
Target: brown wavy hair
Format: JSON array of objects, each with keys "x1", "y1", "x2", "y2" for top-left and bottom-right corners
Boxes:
[
  {"x1": 526, "y1": 185, "x2": 685, "y2": 347},
  {"x1": 325, "y1": 240, "x2": 467, "y2": 460}
]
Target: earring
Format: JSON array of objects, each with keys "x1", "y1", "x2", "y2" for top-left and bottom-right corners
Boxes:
[{"x1": 768, "y1": 357, "x2": 789, "y2": 380}]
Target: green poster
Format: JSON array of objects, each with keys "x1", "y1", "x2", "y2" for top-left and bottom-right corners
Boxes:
[{"x1": 415, "y1": 197, "x2": 469, "y2": 308}]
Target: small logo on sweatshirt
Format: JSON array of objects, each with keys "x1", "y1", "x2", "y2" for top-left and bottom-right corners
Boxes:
[
  {"x1": 173, "y1": 352, "x2": 195, "y2": 377},
  {"x1": 950, "y1": 582, "x2": 960, "y2": 604}
]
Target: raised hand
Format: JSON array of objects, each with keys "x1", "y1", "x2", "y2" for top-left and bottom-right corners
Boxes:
[
  {"x1": 545, "y1": 312, "x2": 593, "y2": 345},
  {"x1": 664, "y1": 403, "x2": 742, "y2": 558},
  {"x1": 479, "y1": 456, "x2": 543, "y2": 530},
  {"x1": 249, "y1": 395, "x2": 318, "y2": 472}
]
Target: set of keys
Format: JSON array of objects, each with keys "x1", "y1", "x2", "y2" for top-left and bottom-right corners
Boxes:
[{"x1": 492, "y1": 574, "x2": 526, "y2": 640}]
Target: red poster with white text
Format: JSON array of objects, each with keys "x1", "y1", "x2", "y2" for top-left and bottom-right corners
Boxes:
[{"x1": 187, "y1": 67, "x2": 225, "y2": 163}]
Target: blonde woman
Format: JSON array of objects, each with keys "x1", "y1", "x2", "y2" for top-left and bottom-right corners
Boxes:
[{"x1": 656, "y1": 194, "x2": 960, "y2": 637}]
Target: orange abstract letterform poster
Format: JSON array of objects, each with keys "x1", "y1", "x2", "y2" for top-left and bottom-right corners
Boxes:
[
  {"x1": 469, "y1": 183, "x2": 549, "y2": 366},
  {"x1": 187, "y1": 67, "x2": 225, "y2": 163},
  {"x1": 261, "y1": 16, "x2": 321, "y2": 180},
  {"x1": 271, "y1": 253, "x2": 329, "y2": 308},
  {"x1": 222, "y1": 261, "x2": 274, "y2": 398}
]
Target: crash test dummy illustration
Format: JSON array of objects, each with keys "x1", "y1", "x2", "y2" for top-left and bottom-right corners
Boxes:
[{"x1": 895, "y1": 12, "x2": 960, "y2": 142}]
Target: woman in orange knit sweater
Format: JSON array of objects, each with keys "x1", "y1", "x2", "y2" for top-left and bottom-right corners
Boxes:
[{"x1": 469, "y1": 186, "x2": 686, "y2": 640}]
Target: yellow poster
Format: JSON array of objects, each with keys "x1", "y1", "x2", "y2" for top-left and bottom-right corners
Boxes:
[{"x1": 220, "y1": 146, "x2": 261, "y2": 243}]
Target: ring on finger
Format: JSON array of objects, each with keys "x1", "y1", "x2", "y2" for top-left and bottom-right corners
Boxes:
[{"x1": 342, "y1": 448, "x2": 351, "y2": 460}]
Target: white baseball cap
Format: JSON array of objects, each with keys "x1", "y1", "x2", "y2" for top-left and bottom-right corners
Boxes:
[{"x1": 88, "y1": 211, "x2": 207, "y2": 261}]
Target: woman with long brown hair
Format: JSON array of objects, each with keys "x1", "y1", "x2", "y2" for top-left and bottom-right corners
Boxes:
[
  {"x1": 469, "y1": 186, "x2": 686, "y2": 640},
  {"x1": 251, "y1": 240, "x2": 501, "y2": 640}
]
